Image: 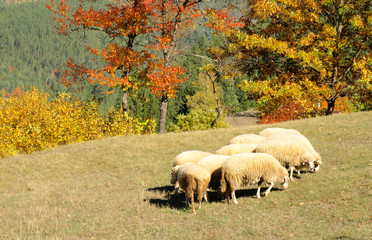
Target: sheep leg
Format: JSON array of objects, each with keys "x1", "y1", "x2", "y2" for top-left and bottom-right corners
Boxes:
[
  {"x1": 232, "y1": 190, "x2": 238, "y2": 204},
  {"x1": 197, "y1": 187, "x2": 205, "y2": 209},
  {"x1": 225, "y1": 188, "x2": 231, "y2": 203},
  {"x1": 198, "y1": 194, "x2": 203, "y2": 210},
  {"x1": 203, "y1": 192, "x2": 208, "y2": 203},
  {"x1": 185, "y1": 189, "x2": 190, "y2": 208},
  {"x1": 289, "y1": 167, "x2": 295, "y2": 181},
  {"x1": 185, "y1": 195, "x2": 189, "y2": 208},
  {"x1": 256, "y1": 181, "x2": 262, "y2": 199},
  {"x1": 191, "y1": 191, "x2": 196, "y2": 214},
  {"x1": 264, "y1": 182, "x2": 274, "y2": 197},
  {"x1": 174, "y1": 182, "x2": 180, "y2": 195},
  {"x1": 203, "y1": 181, "x2": 209, "y2": 203}
]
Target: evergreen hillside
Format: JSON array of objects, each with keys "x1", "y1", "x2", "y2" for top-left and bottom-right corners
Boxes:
[
  {"x1": 1, "y1": 0, "x2": 43, "y2": 4},
  {"x1": 0, "y1": 1, "x2": 172, "y2": 116},
  {"x1": 0, "y1": 1, "x2": 103, "y2": 97}
]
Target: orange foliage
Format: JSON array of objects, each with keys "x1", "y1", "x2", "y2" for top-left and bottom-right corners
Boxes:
[
  {"x1": 147, "y1": 63, "x2": 186, "y2": 98},
  {"x1": 258, "y1": 100, "x2": 303, "y2": 124},
  {"x1": 46, "y1": 0, "x2": 204, "y2": 98},
  {"x1": 47, "y1": 0, "x2": 212, "y2": 133},
  {"x1": 205, "y1": 7, "x2": 244, "y2": 34}
]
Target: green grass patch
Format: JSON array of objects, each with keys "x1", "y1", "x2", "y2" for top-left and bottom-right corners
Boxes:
[{"x1": 1, "y1": 112, "x2": 371, "y2": 239}]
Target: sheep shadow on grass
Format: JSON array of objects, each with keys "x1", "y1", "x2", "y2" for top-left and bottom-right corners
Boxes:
[
  {"x1": 145, "y1": 185, "x2": 184, "y2": 209},
  {"x1": 145, "y1": 185, "x2": 223, "y2": 210},
  {"x1": 145, "y1": 185, "x2": 284, "y2": 209},
  {"x1": 233, "y1": 186, "x2": 284, "y2": 201}
]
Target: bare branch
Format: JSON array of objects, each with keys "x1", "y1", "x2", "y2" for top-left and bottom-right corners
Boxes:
[
  {"x1": 186, "y1": 53, "x2": 218, "y2": 63},
  {"x1": 337, "y1": 43, "x2": 365, "y2": 83}
]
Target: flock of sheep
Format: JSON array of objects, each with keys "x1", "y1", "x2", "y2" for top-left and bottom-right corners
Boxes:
[{"x1": 170, "y1": 127, "x2": 322, "y2": 214}]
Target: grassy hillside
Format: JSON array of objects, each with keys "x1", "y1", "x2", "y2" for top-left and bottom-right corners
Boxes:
[{"x1": 1, "y1": 112, "x2": 371, "y2": 239}]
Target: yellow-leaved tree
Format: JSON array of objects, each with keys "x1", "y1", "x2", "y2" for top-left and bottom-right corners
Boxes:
[{"x1": 225, "y1": 0, "x2": 371, "y2": 116}]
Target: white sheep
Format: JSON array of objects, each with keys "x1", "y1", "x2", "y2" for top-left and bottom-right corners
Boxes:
[
  {"x1": 267, "y1": 133, "x2": 322, "y2": 173},
  {"x1": 229, "y1": 134, "x2": 267, "y2": 145},
  {"x1": 254, "y1": 139, "x2": 317, "y2": 181},
  {"x1": 259, "y1": 128, "x2": 302, "y2": 138},
  {"x1": 172, "y1": 150, "x2": 213, "y2": 194},
  {"x1": 216, "y1": 144, "x2": 258, "y2": 156},
  {"x1": 173, "y1": 150, "x2": 213, "y2": 167},
  {"x1": 197, "y1": 154, "x2": 230, "y2": 188},
  {"x1": 220, "y1": 153, "x2": 289, "y2": 204},
  {"x1": 170, "y1": 163, "x2": 211, "y2": 214}
]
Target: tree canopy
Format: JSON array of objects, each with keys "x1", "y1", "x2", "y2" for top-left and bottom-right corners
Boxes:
[{"x1": 230, "y1": 0, "x2": 371, "y2": 115}]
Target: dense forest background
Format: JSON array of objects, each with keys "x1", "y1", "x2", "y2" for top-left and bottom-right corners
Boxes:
[{"x1": 0, "y1": 0, "x2": 252, "y2": 126}]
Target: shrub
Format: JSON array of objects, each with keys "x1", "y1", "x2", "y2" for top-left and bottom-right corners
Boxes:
[
  {"x1": 168, "y1": 108, "x2": 229, "y2": 132},
  {"x1": 239, "y1": 78, "x2": 363, "y2": 124},
  {"x1": 240, "y1": 79, "x2": 330, "y2": 123},
  {"x1": 103, "y1": 109, "x2": 157, "y2": 137},
  {"x1": 0, "y1": 88, "x2": 156, "y2": 159},
  {"x1": 258, "y1": 100, "x2": 303, "y2": 124}
]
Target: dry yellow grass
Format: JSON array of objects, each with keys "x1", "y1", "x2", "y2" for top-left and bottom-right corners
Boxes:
[{"x1": 1, "y1": 112, "x2": 371, "y2": 239}]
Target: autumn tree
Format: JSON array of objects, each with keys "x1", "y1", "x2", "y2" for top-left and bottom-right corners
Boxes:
[
  {"x1": 195, "y1": 46, "x2": 239, "y2": 128},
  {"x1": 147, "y1": 0, "x2": 202, "y2": 133},
  {"x1": 46, "y1": 0, "x2": 154, "y2": 114},
  {"x1": 46, "y1": 0, "x2": 204, "y2": 133},
  {"x1": 185, "y1": 5, "x2": 243, "y2": 128},
  {"x1": 229, "y1": 0, "x2": 371, "y2": 115}
]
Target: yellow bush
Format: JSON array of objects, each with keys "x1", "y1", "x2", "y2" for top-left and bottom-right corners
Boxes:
[
  {"x1": 103, "y1": 109, "x2": 157, "y2": 137},
  {"x1": 167, "y1": 108, "x2": 229, "y2": 132},
  {"x1": 0, "y1": 88, "x2": 156, "y2": 159}
]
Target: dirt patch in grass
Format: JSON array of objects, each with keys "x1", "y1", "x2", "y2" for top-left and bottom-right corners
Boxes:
[{"x1": 225, "y1": 110, "x2": 260, "y2": 127}]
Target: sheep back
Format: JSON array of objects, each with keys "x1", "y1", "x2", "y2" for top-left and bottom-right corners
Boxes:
[
  {"x1": 259, "y1": 128, "x2": 302, "y2": 138},
  {"x1": 268, "y1": 133, "x2": 322, "y2": 164},
  {"x1": 216, "y1": 144, "x2": 258, "y2": 156},
  {"x1": 254, "y1": 139, "x2": 315, "y2": 168},
  {"x1": 173, "y1": 150, "x2": 213, "y2": 167},
  {"x1": 229, "y1": 134, "x2": 267, "y2": 145},
  {"x1": 197, "y1": 154, "x2": 230, "y2": 184}
]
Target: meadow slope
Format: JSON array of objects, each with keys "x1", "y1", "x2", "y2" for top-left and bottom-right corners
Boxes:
[{"x1": 1, "y1": 112, "x2": 371, "y2": 239}]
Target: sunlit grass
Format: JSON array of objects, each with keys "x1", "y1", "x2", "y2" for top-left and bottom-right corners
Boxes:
[{"x1": 1, "y1": 112, "x2": 371, "y2": 239}]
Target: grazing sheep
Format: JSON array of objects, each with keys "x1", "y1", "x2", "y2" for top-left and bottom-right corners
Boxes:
[
  {"x1": 259, "y1": 128, "x2": 302, "y2": 138},
  {"x1": 267, "y1": 133, "x2": 322, "y2": 173},
  {"x1": 220, "y1": 153, "x2": 289, "y2": 204},
  {"x1": 229, "y1": 134, "x2": 267, "y2": 145},
  {"x1": 197, "y1": 154, "x2": 230, "y2": 188},
  {"x1": 254, "y1": 139, "x2": 317, "y2": 181},
  {"x1": 216, "y1": 144, "x2": 258, "y2": 156},
  {"x1": 173, "y1": 150, "x2": 213, "y2": 167},
  {"x1": 172, "y1": 150, "x2": 213, "y2": 194},
  {"x1": 170, "y1": 163, "x2": 211, "y2": 214}
]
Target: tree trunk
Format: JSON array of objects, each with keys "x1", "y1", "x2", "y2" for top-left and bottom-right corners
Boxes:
[
  {"x1": 210, "y1": 107, "x2": 222, "y2": 128},
  {"x1": 326, "y1": 97, "x2": 336, "y2": 115},
  {"x1": 158, "y1": 95, "x2": 168, "y2": 134},
  {"x1": 208, "y1": 72, "x2": 223, "y2": 129},
  {"x1": 122, "y1": 90, "x2": 129, "y2": 117}
]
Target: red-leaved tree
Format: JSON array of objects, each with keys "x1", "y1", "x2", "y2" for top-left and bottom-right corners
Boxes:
[{"x1": 46, "y1": 0, "x2": 203, "y2": 133}]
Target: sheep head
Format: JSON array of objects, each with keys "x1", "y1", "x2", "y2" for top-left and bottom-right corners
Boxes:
[
  {"x1": 282, "y1": 176, "x2": 289, "y2": 190},
  {"x1": 312, "y1": 152, "x2": 322, "y2": 173},
  {"x1": 301, "y1": 151, "x2": 317, "y2": 172},
  {"x1": 170, "y1": 165, "x2": 181, "y2": 185}
]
